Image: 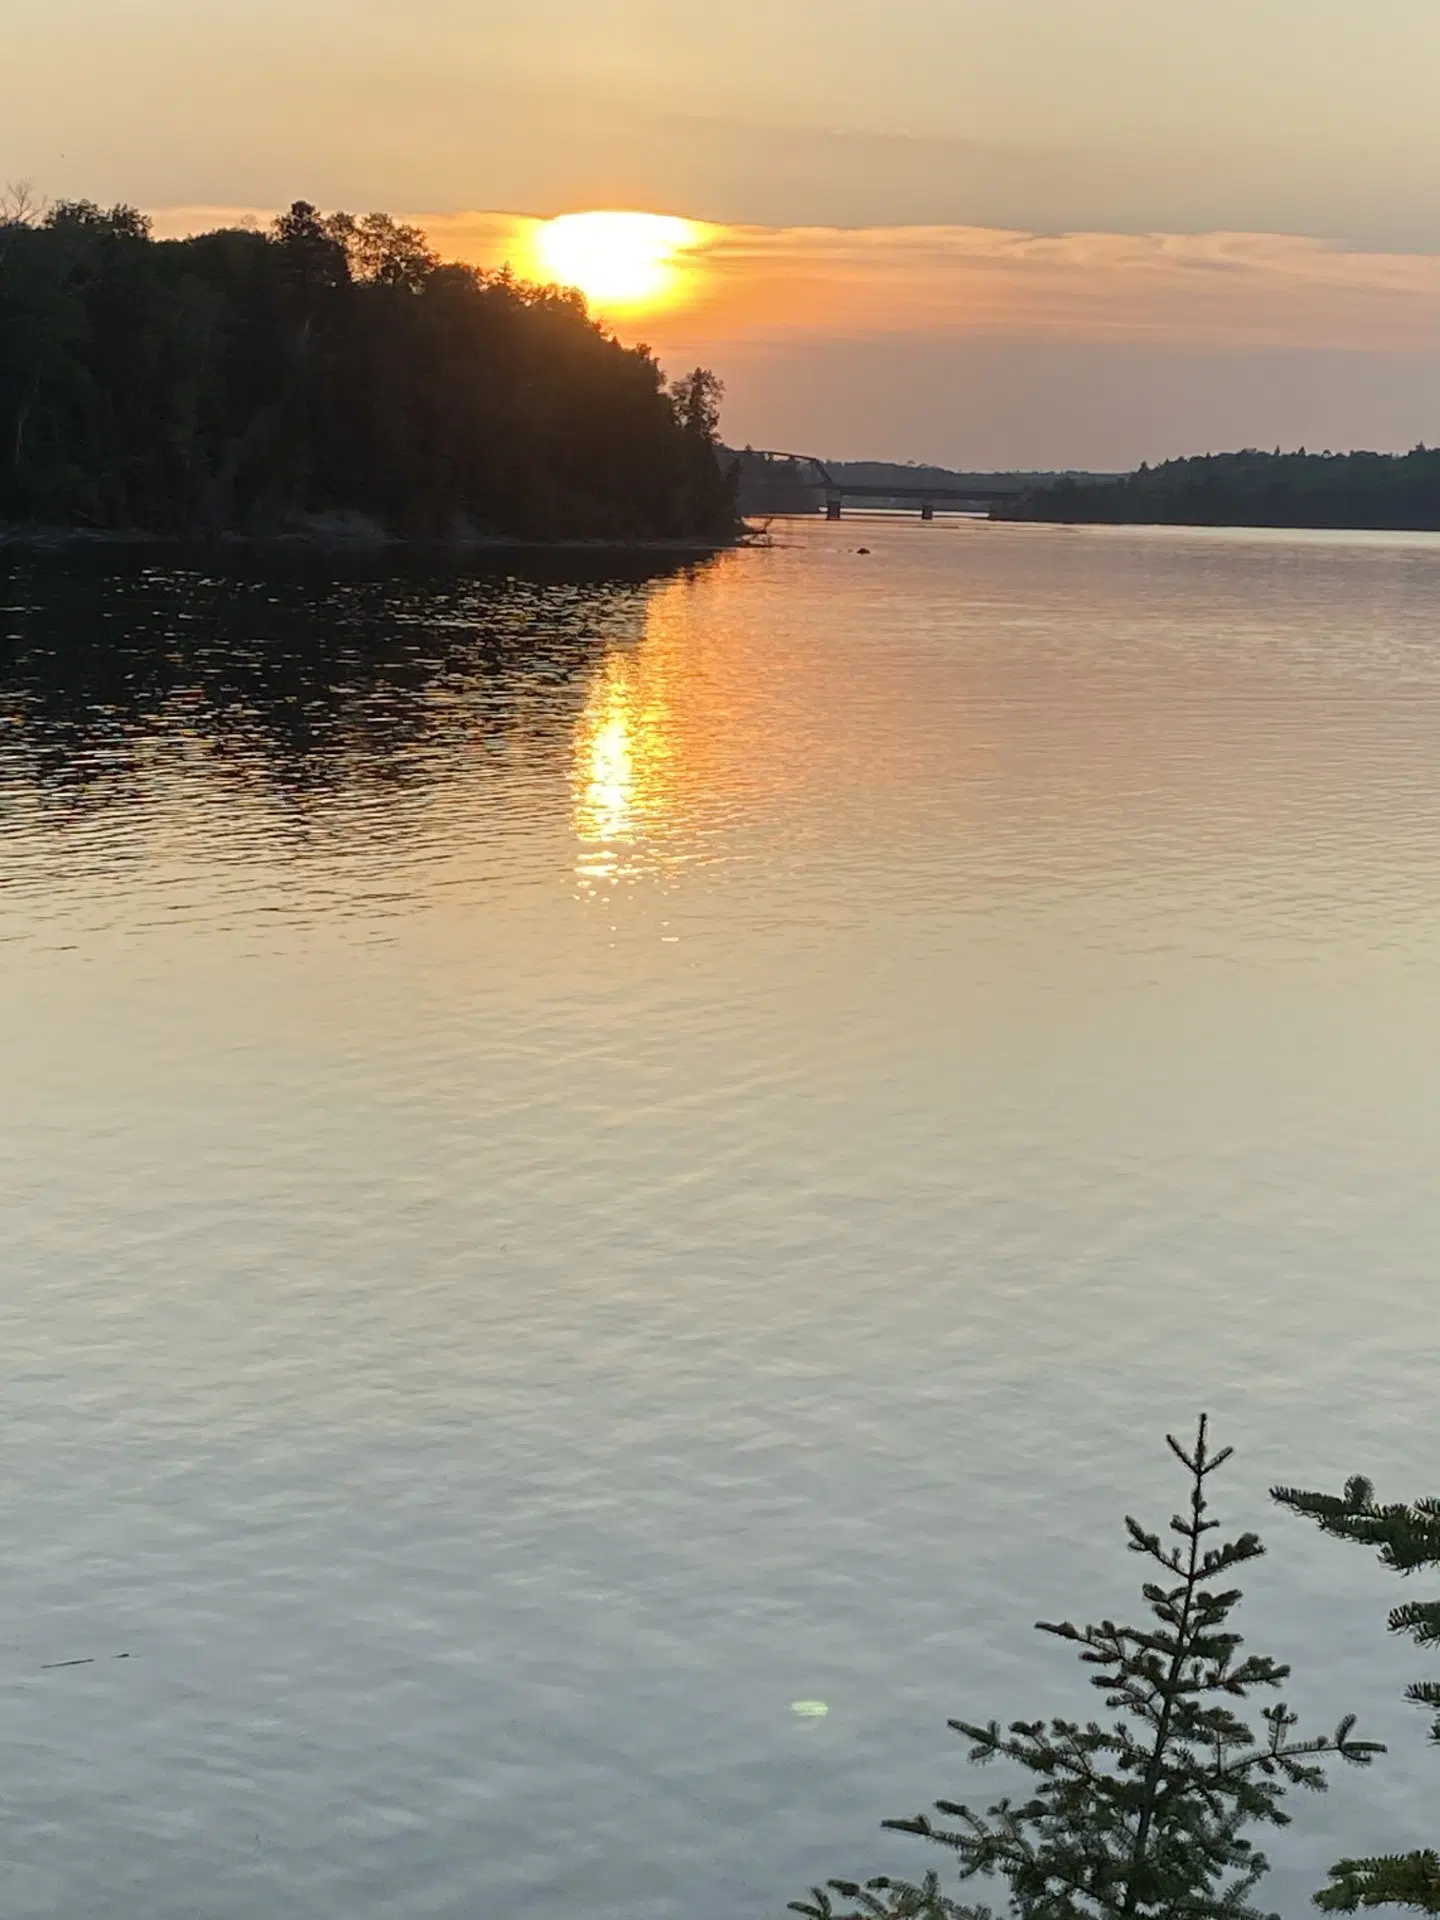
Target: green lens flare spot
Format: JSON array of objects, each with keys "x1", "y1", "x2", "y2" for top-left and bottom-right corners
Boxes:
[{"x1": 791, "y1": 1700, "x2": 829, "y2": 1717}]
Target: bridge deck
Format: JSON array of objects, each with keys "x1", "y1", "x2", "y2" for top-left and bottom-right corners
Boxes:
[
  {"x1": 740, "y1": 451, "x2": 1020, "y2": 505},
  {"x1": 824, "y1": 484, "x2": 1015, "y2": 503}
]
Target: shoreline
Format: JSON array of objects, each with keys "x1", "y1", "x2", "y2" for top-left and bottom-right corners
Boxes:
[{"x1": 0, "y1": 521, "x2": 750, "y2": 559}]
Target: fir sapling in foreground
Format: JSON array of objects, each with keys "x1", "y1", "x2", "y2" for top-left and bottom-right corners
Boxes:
[
  {"x1": 1273, "y1": 1472, "x2": 1440, "y2": 1912},
  {"x1": 792, "y1": 1417, "x2": 1381, "y2": 1920}
]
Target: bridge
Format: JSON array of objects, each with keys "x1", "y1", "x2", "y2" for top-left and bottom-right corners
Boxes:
[{"x1": 741, "y1": 450, "x2": 1020, "y2": 520}]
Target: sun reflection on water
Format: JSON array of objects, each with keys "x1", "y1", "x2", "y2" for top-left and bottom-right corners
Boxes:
[{"x1": 571, "y1": 645, "x2": 674, "y2": 888}]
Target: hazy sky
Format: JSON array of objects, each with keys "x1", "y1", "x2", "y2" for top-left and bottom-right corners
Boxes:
[
  {"x1": 14, "y1": 0, "x2": 1440, "y2": 239},
  {"x1": 14, "y1": 2, "x2": 1440, "y2": 464}
]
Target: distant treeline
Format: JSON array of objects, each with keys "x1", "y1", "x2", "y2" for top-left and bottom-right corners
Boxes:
[
  {"x1": 729, "y1": 448, "x2": 1113, "y2": 516},
  {"x1": 995, "y1": 446, "x2": 1440, "y2": 530},
  {"x1": 0, "y1": 196, "x2": 736, "y2": 543},
  {"x1": 825, "y1": 459, "x2": 1105, "y2": 493}
]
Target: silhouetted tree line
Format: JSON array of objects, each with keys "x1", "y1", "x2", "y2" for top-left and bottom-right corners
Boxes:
[
  {"x1": 994, "y1": 447, "x2": 1440, "y2": 530},
  {"x1": 0, "y1": 196, "x2": 736, "y2": 542}
]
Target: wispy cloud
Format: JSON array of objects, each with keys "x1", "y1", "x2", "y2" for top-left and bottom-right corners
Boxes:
[
  {"x1": 628, "y1": 223, "x2": 1440, "y2": 354},
  {"x1": 150, "y1": 207, "x2": 1440, "y2": 356},
  {"x1": 414, "y1": 214, "x2": 1440, "y2": 355}
]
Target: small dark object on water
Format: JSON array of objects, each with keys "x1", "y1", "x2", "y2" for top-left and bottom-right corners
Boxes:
[
  {"x1": 856, "y1": 547, "x2": 871, "y2": 555},
  {"x1": 40, "y1": 1653, "x2": 131, "y2": 1670}
]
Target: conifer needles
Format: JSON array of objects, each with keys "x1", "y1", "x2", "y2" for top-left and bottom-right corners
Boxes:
[
  {"x1": 793, "y1": 1417, "x2": 1380, "y2": 1920},
  {"x1": 1273, "y1": 1474, "x2": 1440, "y2": 1911}
]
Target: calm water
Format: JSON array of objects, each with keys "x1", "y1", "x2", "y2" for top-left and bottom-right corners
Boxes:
[{"x1": 1, "y1": 519, "x2": 1437, "y2": 1918}]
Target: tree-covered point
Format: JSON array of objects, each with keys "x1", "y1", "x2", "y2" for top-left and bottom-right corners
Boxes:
[
  {"x1": 992, "y1": 448, "x2": 1440, "y2": 531},
  {"x1": 0, "y1": 195, "x2": 737, "y2": 543}
]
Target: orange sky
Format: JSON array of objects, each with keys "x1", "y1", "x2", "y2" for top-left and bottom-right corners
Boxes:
[
  {"x1": 149, "y1": 205, "x2": 1440, "y2": 468},
  {"x1": 154, "y1": 207, "x2": 1440, "y2": 356},
  {"x1": 17, "y1": 3, "x2": 1440, "y2": 463}
]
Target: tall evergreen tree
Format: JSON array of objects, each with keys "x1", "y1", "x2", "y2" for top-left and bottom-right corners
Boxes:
[
  {"x1": 1272, "y1": 1474, "x2": 1440, "y2": 1912},
  {"x1": 794, "y1": 1419, "x2": 1380, "y2": 1920}
]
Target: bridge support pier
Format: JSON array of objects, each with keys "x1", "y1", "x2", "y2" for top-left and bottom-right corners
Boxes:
[
  {"x1": 826, "y1": 496, "x2": 842, "y2": 521},
  {"x1": 920, "y1": 502, "x2": 935, "y2": 522}
]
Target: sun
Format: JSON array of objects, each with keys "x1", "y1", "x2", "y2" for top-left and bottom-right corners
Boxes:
[{"x1": 531, "y1": 211, "x2": 704, "y2": 315}]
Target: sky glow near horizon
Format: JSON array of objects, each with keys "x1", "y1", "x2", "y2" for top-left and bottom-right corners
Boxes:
[{"x1": 18, "y1": 2, "x2": 1440, "y2": 463}]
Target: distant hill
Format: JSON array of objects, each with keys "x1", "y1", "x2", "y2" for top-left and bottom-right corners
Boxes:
[
  {"x1": 727, "y1": 450, "x2": 1119, "y2": 515},
  {"x1": 993, "y1": 448, "x2": 1440, "y2": 530},
  {"x1": 826, "y1": 460, "x2": 1113, "y2": 493}
]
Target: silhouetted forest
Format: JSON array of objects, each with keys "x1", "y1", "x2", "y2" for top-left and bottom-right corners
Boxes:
[
  {"x1": 0, "y1": 198, "x2": 736, "y2": 543},
  {"x1": 995, "y1": 447, "x2": 1440, "y2": 530}
]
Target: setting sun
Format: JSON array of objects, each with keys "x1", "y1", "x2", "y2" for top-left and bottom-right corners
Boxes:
[{"x1": 531, "y1": 210, "x2": 705, "y2": 314}]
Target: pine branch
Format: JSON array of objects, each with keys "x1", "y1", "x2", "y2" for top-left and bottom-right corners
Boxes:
[
  {"x1": 1391, "y1": 1605, "x2": 1440, "y2": 1652},
  {"x1": 789, "y1": 1868, "x2": 989, "y2": 1919},
  {"x1": 1273, "y1": 1468, "x2": 1439, "y2": 1903},
  {"x1": 1272, "y1": 1481, "x2": 1440, "y2": 1577},
  {"x1": 1402, "y1": 1680, "x2": 1440, "y2": 1745},
  {"x1": 1312, "y1": 1852, "x2": 1440, "y2": 1914}
]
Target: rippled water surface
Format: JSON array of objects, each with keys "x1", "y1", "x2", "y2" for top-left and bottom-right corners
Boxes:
[{"x1": 2, "y1": 519, "x2": 1438, "y2": 1917}]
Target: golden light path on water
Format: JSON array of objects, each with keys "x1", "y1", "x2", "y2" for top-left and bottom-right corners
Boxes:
[
  {"x1": 572, "y1": 643, "x2": 673, "y2": 886},
  {"x1": 570, "y1": 575, "x2": 718, "y2": 889}
]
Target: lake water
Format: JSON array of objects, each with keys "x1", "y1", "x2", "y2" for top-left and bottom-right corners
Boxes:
[{"x1": 1, "y1": 518, "x2": 1437, "y2": 1919}]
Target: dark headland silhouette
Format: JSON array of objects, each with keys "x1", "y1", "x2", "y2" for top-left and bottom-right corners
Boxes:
[{"x1": 0, "y1": 198, "x2": 736, "y2": 546}]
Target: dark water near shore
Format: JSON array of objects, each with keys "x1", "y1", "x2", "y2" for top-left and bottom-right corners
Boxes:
[{"x1": 1, "y1": 518, "x2": 1437, "y2": 1918}]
